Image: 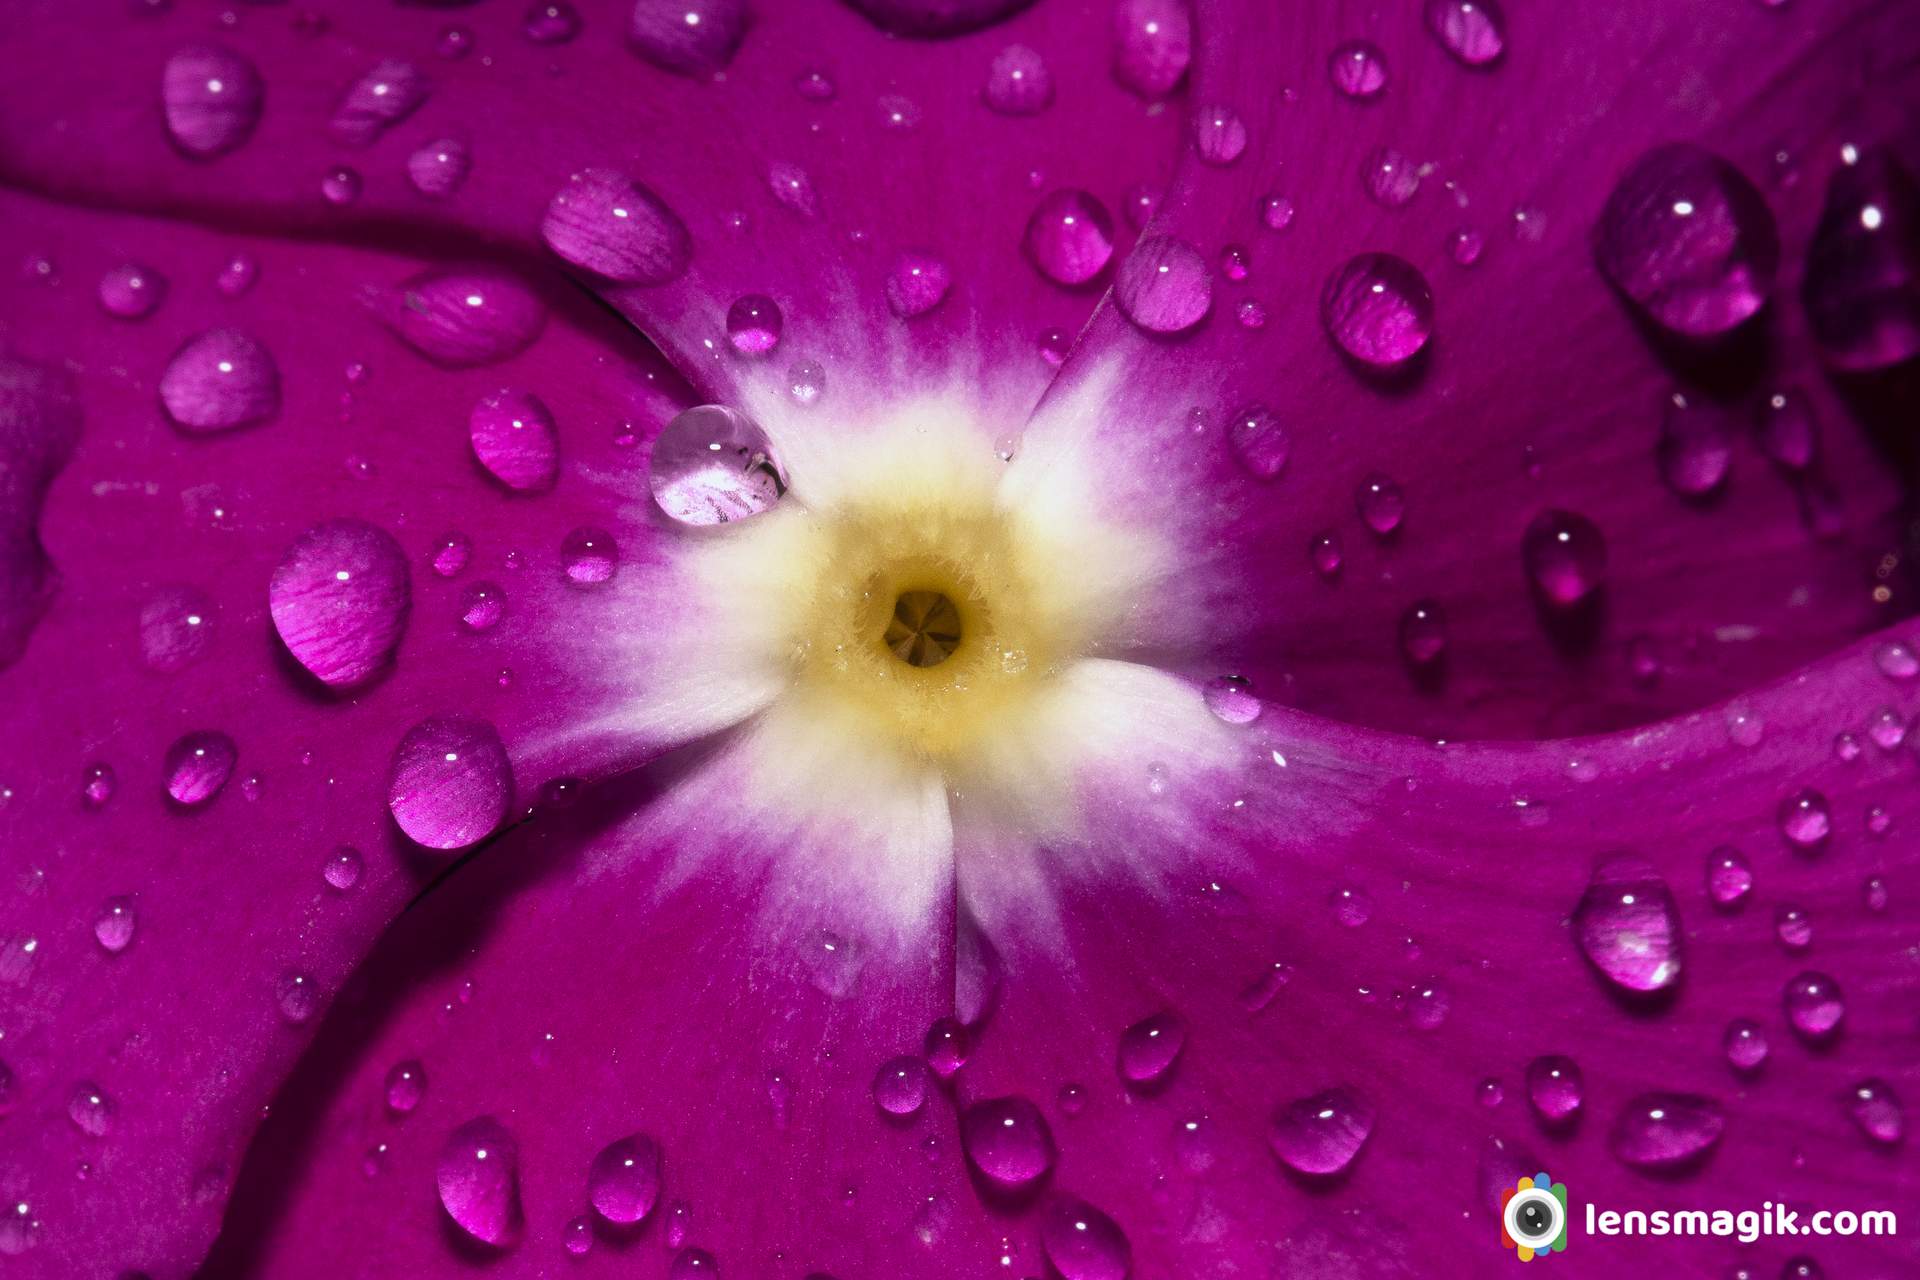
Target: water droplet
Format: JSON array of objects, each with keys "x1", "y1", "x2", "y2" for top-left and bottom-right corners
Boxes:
[
  {"x1": 408, "y1": 138, "x2": 472, "y2": 199},
  {"x1": 543, "y1": 169, "x2": 692, "y2": 285},
  {"x1": 1355, "y1": 473, "x2": 1405, "y2": 535},
  {"x1": 468, "y1": 390, "x2": 560, "y2": 492},
  {"x1": 269, "y1": 519, "x2": 411, "y2": 688},
  {"x1": 1328, "y1": 40, "x2": 1388, "y2": 98},
  {"x1": 885, "y1": 251, "x2": 951, "y2": 318},
  {"x1": 1522, "y1": 509, "x2": 1606, "y2": 606},
  {"x1": 1191, "y1": 104, "x2": 1247, "y2": 165},
  {"x1": 1450, "y1": 225, "x2": 1486, "y2": 266},
  {"x1": 1116, "y1": 1012, "x2": 1184, "y2": 1086},
  {"x1": 458, "y1": 581, "x2": 507, "y2": 633},
  {"x1": 985, "y1": 44, "x2": 1052, "y2": 115},
  {"x1": 436, "y1": 25, "x2": 473, "y2": 59},
  {"x1": 387, "y1": 715, "x2": 512, "y2": 851},
  {"x1": 162, "y1": 46, "x2": 263, "y2": 157},
  {"x1": 767, "y1": 161, "x2": 818, "y2": 218},
  {"x1": 1783, "y1": 970, "x2": 1844, "y2": 1042},
  {"x1": 1425, "y1": 0, "x2": 1505, "y2": 66},
  {"x1": 524, "y1": 2, "x2": 581, "y2": 43},
  {"x1": 1525, "y1": 1055, "x2": 1582, "y2": 1125},
  {"x1": 1039, "y1": 1196, "x2": 1130, "y2": 1280},
  {"x1": 1723, "y1": 1018, "x2": 1768, "y2": 1073},
  {"x1": 93, "y1": 897, "x2": 136, "y2": 953},
  {"x1": 1657, "y1": 391, "x2": 1732, "y2": 497},
  {"x1": 215, "y1": 252, "x2": 257, "y2": 297},
  {"x1": 649, "y1": 405, "x2": 787, "y2": 526},
  {"x1": 925, "y1": 1017, "x2": 972, "y2": 1078},
  {"x1": 1114, "y1": 236, "x2": 1210, "y2": 333},
  {"x1": 588, "y1": 1134, "x2": 662, "y2": 1223},
  {"x1": 1595, "y1": 143, "x2": 1778, "y2": 337},
  {"x1": 563, "y1": 1215, "x2": 593, "y2": 1257},
  {"x1": 1202, "y1": 676, "x2": 1261, "y2": 725},
  {"x1": 1705, "y1": 846, "x2": 1753, "y2": 909},
  {"x1": 330, "y1": 59, "x2": 430, "y2": 148},
  {"x1": 1845, "y1": 1079, "x2": 1903, "y2": 1144},
  {"x1": 668, "y1": 1248, "x2": 718, "y2": 1278},
  {"x1": 1329, "y1": 885, "x2": 1374, "y2": 926},
  {"x1": 872, "y1": 1056, "x2": 930, "y2": 1117},
  {"x1": 430, "y1": 532, "x2": 473, "y2": 579},
  {"x1": 1260, "y1": 194, "x2": 1296, "y2": 231},
  {"x1": 81, "y1": 762, "x2": 116, "y2": 810},
  {"x1": 1778, "y1": 789, "x2": 1831, "y2": 851},
  {"x1": 1270, "y1": 1087, "x2": 1374, "y2": 1176},
  {"x1": 788, "y1": 360, "x2": 825, "y2": 405},
  {"x1": 437, "y1": 1116, "x2": 523, "y2": 1248},
  {"x1": 794, "y1": 67, "x2": 835, "y2": 101},
  {"x1": 1775, "y1": 905, "x2": 1813, "y2": 951},
  {"x1": 1023, "y1": 190, "x2": 1115, "y2": 286},
  {"x1": 1802, "y1": 148, "x2": 1920, "y2": 371},
  {"x1": 960, "y1": 1096, "x2": 1055, "y2": 1192},
  {"x1": 160, "y1": 329, "x2": 280, "y2": 434},
  {"x1": 0, "y1": 1199, "x2": 39, "y2": 1256},
  {"x1": 383, "y1": 1059, "x2": 426, "y2": 1114},
  {"x1": 1755, "y1": 387, "x2": 1817, "y2": 471},
  {"x1": 98, "y1": 264, "x2": 166, "y2": 320},
  {"x1": 1121, "y1": 184, "x2": 1158, "y2": 229},
  {"x1": 1112, "y1": 0, "x2": 1191, "y2": 100},
  {"x1": 1863, "y1": 874, "x2": 1889, "y2": 912},
  {"x1": 69, "y1": 1082, "x2": 114, "y2": 1136},
  {"x1": 1398, "y1": 601, "x2": 1446, "y2": 666},
  {"x1": 1322, "y1": 253, "x2": 1432, "y2": 367},
  {"x1": 1572, "y1": 855, "x2": 1682, "y2": 995},
  {"x1": 139, "y1": 586, "x2": 215, "y2": 673},
  {"x1": 323, "y1": 845, "x2": 363, "y2": 891},
  {"x1": 1309, "y1": 530, "x2": 1343, "y2": 578},
  {"x1": 1226, "y1": 406, "x2": 1288, "y2": 479},
  {"x1": 1363, "y1": 146, "x2": 1420, "y2": 207},
  {"x1": 320, "y1": 166, "x2": 363, "y2": 206},
  {"x1": 876, "y1": 93, "x2": 920, "y2": 131},
  {"x1": 276, "y1": 971, "x2": 318, "y2": 1023},
  {"x1": 1876, "y1": 640, "x2": 1920, "y2": 680},
  {"x1": 629, "y1": 0, "x2": 748, "y2": 76},
  {"x1": 560, "y1": 527, "x2": 618, "y2": 586},
  {"x1": 164, "y1": 729, "x2": 236, "y2": 807},
  {"x1": 374, "y1": 268, "x2": 547, "y2": 367},
  {"x1": 1611, "y1": 1094, "x2": 1724, "y2": 1169}
]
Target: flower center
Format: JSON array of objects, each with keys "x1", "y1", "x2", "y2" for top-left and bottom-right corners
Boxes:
[{"x1": 886, "y1": 590, "x2": 962, "y2": 667}]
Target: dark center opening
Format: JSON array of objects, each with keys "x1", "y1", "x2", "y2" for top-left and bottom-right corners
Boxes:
[{"x1": 886, "y1": 590, "x2": 963, "y2": 668}]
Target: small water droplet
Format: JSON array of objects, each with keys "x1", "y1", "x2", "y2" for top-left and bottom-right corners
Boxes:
[
  {"x1": 1356, "y1": 473, "x2": 1405, "y2": 535},
  {"x1": 164, "y1": 729, "x2": 237, "y2": 807},
  {"x1": 925, "y1": 1017, "x2": 972, "y2": 1078},
  {"x1": 69, "y1": 1082, "x2": 114, "y2": 1136},
  {"x1": 98, "y1": 264, "x2": 167, "y2": 320},
  {"x1": 408, "y1": 138, "x2": 472, "y2": 199},
  {"x1": 93, "y1": 897, "x2": 136, "y2": 953},
  {"x1": 320, "y1": 166, "x2": 363, "y2": 206},
  {"x1": 1425, "y1": 0, "x2": 1506, "y2": 66},
  {"x1": 1778, "y1": 788, "x2": 1831, "y2": 851},
  {"x1": 1112, "y1": 0, "x2": 1191, "y2": 100},
  {"x1": 960, "y1": 1096, "x2": 1055, "y2": 1192},
  {"x1": 1783, "y1": 970, "x2": 1844, "y2": 1042},
  {"x1": 1191, "y1": 104, "x2": 1247, "y2": 165},
  {"x1": 469, "y1": 390, "x2": 560, "y2": 492},
  {"x1": 559, "y1": 526, "x2": 617, "y2": 586},
  {"x1": 886, "y1": 251, "x2": 951, "y2": 318},
  {"x1": 1362, "y1": 146, "x2": 1420, "y2": 207},
  {"x1": 432, "y1": 532, "x2": 473, "y2": 578},
  {"x1": 1723, "y1": 1018, "x2": 1769, "y2": 1073},
  {"x1": 1705, "y1": 846, "x2": 1754, "y2": 909},
  {"x1": 1521, "y1": 510, "x2": 1606, "y2": 606},
  {"x1": 985, "y1": 44, "x2": 1052, "y2": 115},
  {"x1": 276, "y1": 971, "x2": 318, "y2": 1023},
  {"x1": 1658, "y1": 391, "x2": 1733, "y2": 497},
  {"x1": 629, "y1": 0, "x2": 748, "y2": 75},
  {"x1": 1525, "y1": 1055, "x2": 1582, "y2": 1125},
  {"x1": 1114, "y1": 236, "x2": 1210, "y2": 333},
  {"x1": 1802, "y1": 148, "x2": 1920, "y2": 371},
  {"x1": 1398, "y1": 602, "x2": 1446, "y2": 666},
  {"x1": 384, "y1": 1059, "x2": 426, "y2": 1114},
  {"x1": 1845, "y1": 1079, "x2": 1904, "y2": 1144},
  {"x1": 523, "y1": 2, "x2": 581, "y2": 43},
  {"x1": 1328, "y1": 40, "x2": 1388, "y2": 99},
  {"x1": 1116, "y1": 1012, "x2": 1185, "y2": 1086}
]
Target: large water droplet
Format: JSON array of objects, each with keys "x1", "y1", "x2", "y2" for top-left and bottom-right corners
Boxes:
[
  {"x1": 985, "y1": 44, "x2": 1052, "y2": 115},
  {"x1": 1658, "y1": 391, "x2": 1732, "y2": 497},
  {"x1": 160, "y1": 329, "x2": 280, "y2": 434},
  {"x1": 162, "y1": 46, "x2": 263, "y2": 157},
  {"x1": 872, "y1": 1056, "x2": 930, "y2": 1117},
  {"x1": 139, "y1": 586, "x2": 215, "y2": 672},
  {"x1": 1525, "y1": 1055, "x2": 1582, "y2": 1126},
  {"x1": 1572, "y1": 855, "x2": 1681, "y2": 995},
  {"x1": 387, "y1": 716, "x2": 512, "y2": 850},
  {"x1": 724, "y1": 294, "x2": 783, "y2": 355},
  {"x1": 98, "y1": 264, "x2": 167, "y2": 320},
  {"x1": 1040, "y1": 1197, "x2": 1130, "y2": 1280},
  {"x1": 408, "y1": 138, "x2": 472, "y2": 199},
  {"x1": 1802, "y1": 148, "x2": 1920, "y2": 371},
  {"x1": 269, "y1": 519, "x2": 411, "y2": 689},
  {"x1": 1782, "y1": 970, "x2": 1844, "y2": 1043},
  {"x1": 329, "y1": 59, "x2": 430, "y2": 148},
  {"x1": 1321, "y1": 253, "x2": 1432, "y2": 367},
  {"x1": 1595, "y1": 143, "x2": 1779, "y2": 337},
  {"x1": 374, "y1": 269, "x2": 546, "y2": 367},
  {"x1": 437, "y1": 1116, "x2": 523, "y2": 1248},
  {"x1": 469, "y1": 390, "x2": 560, "y2": 492},
  {"x1": 649, "y1": 405, "x2": 786, "y2": 526},
  {"x1": 629, "y1": 0, "x2": 748, "y2": 75},
  {"x1": 960, "y1": 1097, "x2": 1056, "y2": 1193},
  {"x1": 1611, "y1": 1094, "x2": 1724, "y2": 1169},
  {"x1": 1425, "y1": 0, "x2": 1505, "y2": 66},
  {"x1": 886, "y1": 251, "x2": 951, "y2": 318},
  {"x1": 1023, "y1": 190, "x2": 1115, "y2": 286},
  {"x1": 543, "y1": 169, "x2": 693, "y2": 285},
  {"x1": 1116, "y1": 1011, "x2": 1184, "y2": 1086},
  {"x1": 1522, "y1": 509, "x2": 1606, "y2": 606},
  {"x1": 588, "y1": 1134, "x2": 662, "y2": 1224},
  {"x1": 1114, "y1": 236, "x2": 1210, "y2": 333},
  {"x1": 164, "y1": 729, "x2": 237, "y2": 807},
  {"x1": 1269, "y1": 1087, "x2": 1374, "y2": 1176},
  {"x1": 1111, "y1": 0, "x2": 1190, "y2": 100}
]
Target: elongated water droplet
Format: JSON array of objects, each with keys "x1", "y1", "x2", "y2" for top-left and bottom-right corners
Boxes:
[
  {"x1": 1611, "y1": 1094, "x2": 1723, "y2": 1169},
  {"x1": 469, "y1": 390, "x2": 560, "y2": 492},
  {"x1": 69, "y1": 1082, "x2": 114, "y2": 1136},
  {"x1": 1328, "y1": 40, "x2": 1388, "y2": 98},
  {"x1": 1572, "y1": 855, "x2": 1681, "y2": 995},
  {"x1": 385, "y1": 1060, "x2": 426, "y2": 1114},
  {"x1": 1802, "y1": 148, "x2": 1920, "y2": 371},
  {"x1": 543, "y1": 169, "x2": 692, "y2": 284},
  {"x1": 1116, "y1": 1011, "x2": 1184, "y2": 1086},
  {"x1": 1522, "y1": 510, "x2": 1606, "y2": 606},
  {"x1": 629, "y1": 0, "x2": 748, "y2": 76},
  {"x1": 160, "y1": 329, "x2": 279, "y2": 434},
  {"x1": 1040, "y1": 1196, "x2": 1130, "y2": 1280},
  {"x1": 1658, "y1": 391, "x2": 1732, "y2": 497},
  {"x1": 269, "y1": 519, "x2": 411, "y2": 688},
  {"x1": 387, "y1": 716, "x2": 512, "y2": 850},
  {"x1": 372, "y1": 269, "x2": 546, "y2": 367},
  {"x1": 1191, "y1": 104, "x2": 1247, "y2": 166},
  {"x1": 438, "y1": 1117, "x2": 523, "y2": 1248},
  {"x1": 1425, "y1": 0, "x2": 1505, "y2": 65},
  {"x1": 329, "y1": 59, "x2": 430, "y2": 148},
  {"x1": 162, "y1": 46, "x2": 263, "y2": 157},
  {"x1": 164, "y1": 729, "x2": 236, "y2": 807},
  {"x1": 93, "y1": 897, "x2": 136, "y2": 953},
  {"x1": 1845, "y1": 1079, "x2": 1903, "y2": 1144}
]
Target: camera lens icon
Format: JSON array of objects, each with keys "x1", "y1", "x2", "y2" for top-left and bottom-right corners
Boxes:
[{"x1": 1499, "y1": 1172, "x2": 1568, "y2": 1261}]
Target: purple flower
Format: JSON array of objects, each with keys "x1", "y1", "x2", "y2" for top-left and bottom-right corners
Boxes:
[{"x1": 1, "y1": 1, "x2": 1917, "y2": 1277}]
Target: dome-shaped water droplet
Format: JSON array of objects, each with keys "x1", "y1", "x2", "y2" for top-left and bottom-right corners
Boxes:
[
  {"x1": 160, "y1": 329, "x2": 279, "y2": 434},
  {"x1": 560, "y1": 527, "x2": 618, "y2": 585},
  {"x1": 1023, "y1": 190, "x2": 1115, "y2": 286},
  {"x1": 387, "y1": 715, "x2": 512, "y2": 850},
  {"x1": 1116, "y1": 1011, "x2": 1184, "y2": 1086},
  {"x1": 1322, "y1": 253, "x2": 1432, "y2": 367},
  {"x1": 215, "y1": 252, "x2": 257, "y2": 298},
  {"x1": 1270, "y1": 1087, "x2": 1373, "y2": 1176},
  {"x1": 320, "y1": 166, "x2": 363, "y2": 206},
  {"x1": 668, "y1": 1248, "x2": 718, "y2": 1278},
  {"x1": 872, "y1": 1055, "x2": 930, "y2": 1117},
  {"x1": 323, "y1": 845, "x2": 363, "y2": 891},
  {"x1": 925, "y1": 1016, "x2": 973, "y2": 1078},
  {"x1": 1525, "y1": 1055, "x2": 1582, "y2": 1126},
  {"x1": 431, "y1": 532, "x2": 473, "y2": 579},
  {"x1": 1425, "y1": 0, "x2": 1505, "y2": 66},
  {"x1": 1356, "y1": 473, "x2": 1405, "y2": 534},
  {"x1": 1261, "y1": 193, "x2": 1296, "y2": 231},
  {"x1": 1755, "y1": 387, "x2": 1817, "y2": 471},
  {"x1": 985, "y1": 44, "x2": 1052, "y2": 115},
  {"x1": 563, "y1": 1215, "x2": 593, "y2": 1256},
  {"x1": 1114, "y1": 236, "x2": 1210, "y2": 333},
  {"x1": 164, "y1": 729, "x2": 236, "y2": 807},
  {"x1": 1362, "y1": 146, "x2": 1420, "y2": 207},
  {"x1": 1572, "y1": 855, "x2": 1682, "y2": 995},
  {"x1": 1778, "y1": 788, "x2": 1831, "y2": 851},
  {"x1": 648, "y1": 405, "x2": 786, "y2": 525},
  {"x1": 1705, "y1": 845, "x2": 1753, "y2": 909},
  {"x1": 543, "y1": 169, "x2": 692, "y2": 285},
  {"x1": 269, "y1": 519, "x2": 410, "y2": 689},
  {"x1": 1595, "y1": 143, "x2": 1779, "y2": 337},
  {"x1": 1522, "y1": 509, "x2": 1606, "y2": 606},
  {"x1": 329, "y1": 59, "x2": 430, "y2": 148},
  {"x1": 276, "y1": 970, "x2": 318, "y2": 1023},
  {"x1": 408, "y1": 138, "x2": 471, "y2": 199},
  {"x1": 524, "y1": 2, "x2": 582, "y2": 43},
  {"x1": 438, "y1": 1116, "x2": 523, "y2": 1248},
  {"x1": 1329, "y1": 885, "x2": 1374, "y2": 926},
  {"x1": 1398, "y1": 601, "x2": 1447, "y2": 666},
  {"x1": 1226, "y1": 405, "x2": 1288, "y2": 479},
  {"x1": 1040, "y1": 1196, "x2": 1131, "y2": 1280},
  {"x1": 1611, "y1": 1093, "x2": 1724, "y2": 1169},
  {"x1": 1328, "y1": 40, "x2": 1388, "y2": 98},
  {"x1": 69, "y1": 1082, "x2": 114, "y2": 1136},
  {"x1": 629, "y1": 0, "x2": 748, "y2": 76},
  {"x1": 1845, "y1": 1079, "x2": 1903, "y2": 1144},
  {"x1": 373, "y1": 268, "x2": 546, "y2": 367},
  {"x1": 1191, "y1": 104, "x2": 1247, "y2": 166},
  {"x1": 1657, "y1": 391, "x2": 1732, "y2": 497},
  {"x1": 960, "y1": 1096, "x2": 1055, "y2": 1193},
  {"x1": 1723, "y1": 1018, "x2": 1768, "y2": 1073},
  {"x1": 98, "y1": 264, "x2": 166, "y2": 320},
  {"x1": 588, "y1": 1134, "x2": 662, "y2": 1224},
  {"x1": 1112, "y1": 0, "x2": 1190, "y2": 100},
  {"x1": 162, "y1": 46, "x2": 263, "y2": 157},
  {"x1": 459, "y1": 581, "x2": 507, "y2": 632},
  {"x1": 1802, "y1": 148, "x2": 1920, "y2": 371},
  {"x1": 385, "y1": 1059, "x2": 426, "y2": 1114},
  {"x1": 81, "y1": 762, "x2": 116, "y2": 809},
  {"x1": 1203, "y1": 675, "x2": 1261, "y2": 725},
  {"x1": 1782, "y1": 970, "x2": 1844, "y2": 1043},
  {"x1": 93, "y1": 897, "x2": 136, "y2": 953},
  {"x1": 722, "y1": 294, "x2": 782, "y2": 356},
  {"x1": 886, "y1": 251, "x2": 951, "y2": 318},
  {"x1": 1309, "y1": 530, "x2": 1343, "y2": 577},
  {"x1": 469, "y1": 390, "x2": 559, "y2": 492}
]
